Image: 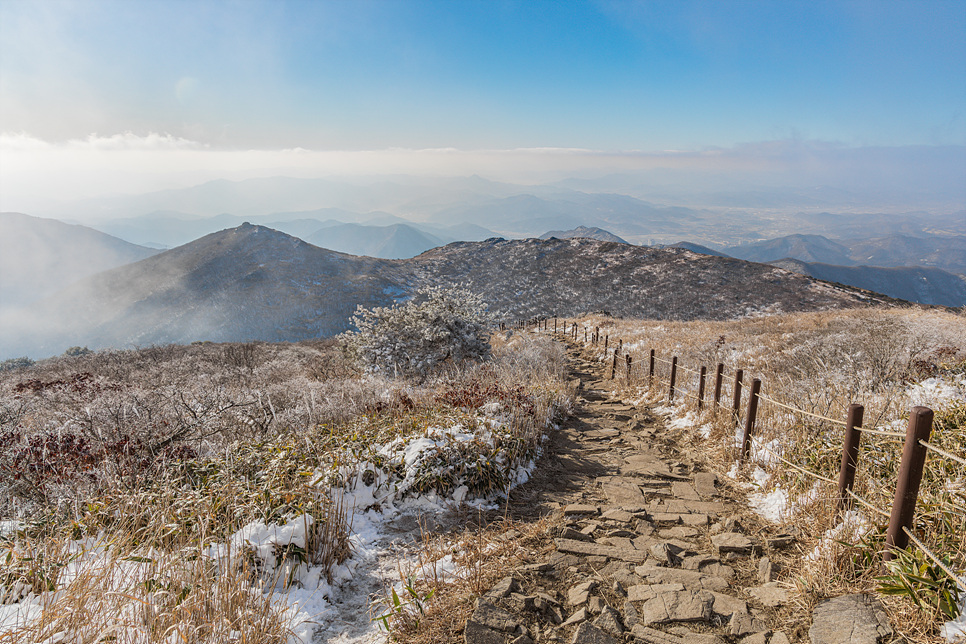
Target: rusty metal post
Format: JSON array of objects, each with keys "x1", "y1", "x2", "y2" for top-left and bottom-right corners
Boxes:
[
  {"x1": 610, "y1": 349, "x2": 618, "y2": 379},
  {"x1": 698, "y1": 366, "x2": 707, "y2": 410},
  {"x1": 836, "y1": 404, "x2": 865, "y2": 515},
  {"x1": 740, "y1": 379, "x2": 761, "y2": 462},
  {"x1": 731, "y1": 369, "x2": 743, "y2": 426},
  {"x1": 884, "y1": 406, "x2": 934, "y2": 560},
  {"x1": 713, "y1": 363, "x2": 724, "y2": 408},
  {"x1": 649, "y1": 349, "x2": 655, "y2": 383},
  {"x1": 669, "y1": 356, "x2": 678, "y2": 402},
  {"x1": 626, "y1": 354, "x2": 632, "y2": 385}
]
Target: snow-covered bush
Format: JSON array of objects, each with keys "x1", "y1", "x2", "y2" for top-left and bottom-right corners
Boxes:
[{"x1": 342, "y1": 286, "x2": 493, "y2": 378}]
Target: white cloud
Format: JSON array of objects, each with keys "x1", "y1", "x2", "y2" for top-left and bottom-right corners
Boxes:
[
  {"x1": 1, "y1": 133, "x2": 963, "y2": 216},
  {"x1": 70, "y1": 132, "x2": 203, "y2": 151}
]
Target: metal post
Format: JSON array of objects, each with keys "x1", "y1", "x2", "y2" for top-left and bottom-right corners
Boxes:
[
  {"x1": 713, "y1": 363, "x2": 724, "y2": 408},
  {"x1": 669, "y1": 356, "x2": 678, "y2": 402},
  {"x1": 731, "y1": 369, "x2": 743, "y2": 426},
  {"x1": 740, "y1": 379, "x2": 761, "y2": 462},
  {"x1": 554, "y1": 318, "x2": 557, "y2": 334},
  {"x1": 884, "y1": 406, "x2": 934, "y2": 560},
  {"x1": 649, "y1": 349, "x2": 655, "y2": 383},
  {"x1": 836, "y1": 404, "x2": 865, "y2": 515},
  {"x1": 610, "y1": 348, "x2": 619, "y2": 380},
  {"x1": 698, "y1": 366, "x2": 707, "y2": 410},
  {"x1": 604, "y1": 336, "x2": 608, "y2": 352},
  {"x1": 626, "y1": 354, "x2": 632, "y2": 385}
]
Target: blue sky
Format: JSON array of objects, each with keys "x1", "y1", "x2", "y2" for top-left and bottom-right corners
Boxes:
[
  {"x1": 0, "y1": 0, "x2": 964, "y2": 206},
  {"x1": 2, "y1": 0, "x2": 964, "y2": 149}
]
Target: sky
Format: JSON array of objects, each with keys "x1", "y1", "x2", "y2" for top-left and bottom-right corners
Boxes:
[{"x1": 1, "y1": 0, "x2": 965, "y2": 209}]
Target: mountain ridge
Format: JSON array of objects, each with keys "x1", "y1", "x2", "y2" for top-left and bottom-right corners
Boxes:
[{"x1": 0, "y1": 224, "x2": 897, "y2": 359}]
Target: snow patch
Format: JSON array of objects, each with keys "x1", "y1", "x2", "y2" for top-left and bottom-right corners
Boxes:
[{"x1": 941, "y1": 582, "x2": 966, "y2": 642}]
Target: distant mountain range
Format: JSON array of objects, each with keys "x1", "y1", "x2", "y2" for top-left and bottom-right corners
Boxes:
[
  {"x1": 305, "y1": 223, "x2": 444, "y2": 259},
  {"x1": 89, "y1": 208, "x2": 498, "y2": 255},
  {"x1": 1, "y1": 224, "x2": 892, "y2": 359},
  {"x1": 0, "y1": 212, "x2": 159, "y2": 312},
  {"x1": 30, "y1": 174, "x2": 960, "y2": 249},
  {"x1": 767, "y1": 259, "x2": 966, "y2": 308},
  {"x1": 539, "y1": 226, "x2": 628, "y2": 243},
  {"x1": 723, "y1": 233, "x2": 966, "y2": 275}
]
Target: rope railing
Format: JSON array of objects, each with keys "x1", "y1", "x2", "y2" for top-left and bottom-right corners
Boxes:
[
  {"x1": 902, "y1": 527, "x2": 966, "y2": 593},
  {"x1": 755, "y1": 393, "x2": 849, "y2": 427},
  {"x1": 845, "y1": 489, "x2": 891, "y2": 519},
  {"x1": 676, "y1": 364, "x2": 702, "y2": 377},
  {"x1": 754, "y1": 441, "x2": 838, "y2": 485},
  {"x1": 854, "y1": 426, "x2": 906, "y2": 439},
  {"x1": 920, "y1": 440, "x2": 966, "y2": 468}
]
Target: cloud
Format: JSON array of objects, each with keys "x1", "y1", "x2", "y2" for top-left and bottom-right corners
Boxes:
[
  {"x1": 1, "y1": 132, "x2": 963, "y2": 216},
  {"x1": 1, "y1": 131, "x2": 202, "y2": 151}
]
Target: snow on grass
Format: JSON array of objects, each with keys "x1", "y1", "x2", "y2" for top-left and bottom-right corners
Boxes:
[
  {"x1": 909, "y1": 376, "x2": 966, "y2": 410},
  {"x1": 261, "y1": 414, "x2": 546, "y2": 642},
  {"x1": 805, "y1": 510, "x2": 871, "y2": 562},
  {"x1": 941, "y1": 583, "x2": 966, "y2": 643},
  {"x1": 0, "y1": 409, "x2": 547, "y2": 644}
]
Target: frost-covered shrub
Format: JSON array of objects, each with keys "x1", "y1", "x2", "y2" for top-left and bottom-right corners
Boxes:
[
  {"x1": 342, "y1": 286, "x2": 493, "y2": 378},
  {"x1": 0, "y1": 356, "x2": 34, "y2": 372}
]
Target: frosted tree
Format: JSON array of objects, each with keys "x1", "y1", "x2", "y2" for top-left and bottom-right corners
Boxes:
[{"x1": 341, "y1": 286, "x2": 493, "y2": 377}]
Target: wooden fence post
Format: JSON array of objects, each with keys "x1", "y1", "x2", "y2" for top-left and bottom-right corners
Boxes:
[
  {"x1": 836, "y1": 403, "x2": 865, "y2": 515},
  {"x1": 604, "y1": 336, "x2": 608, "y2": 352},
  {"x1": 698, "y1": 366, "x2": 707, "y2": 410},
  {"x1": 740, "y1": 378, "x2": 761, "y2": 462},
  {"x1": 669, "y1": 356, "x2": 678, "y2": 402},
  {"x1": 554, "y1": 318, "x2": 557, "y2": 334},
  {"x1": 649, "y1": 349, "x2": 655, "y2": 383},
  {"x1": 618, "y1": 339, "x2": 622, "y2": 355},
  {"x1": 713, "y1": 363, "x2": 724, "y2": 409},
  {"x1": 731, "y1": 369, "x2": 744, "y2": 426},
  {"x1": 626, "y1": 354, "x2": 632, "y2": 385},
  {"x1": 610, "y1": 349, "x2": 618, "y2": 380},
  {"x1": 884, "y1": 406, "x2": 934, "y2": 560}
]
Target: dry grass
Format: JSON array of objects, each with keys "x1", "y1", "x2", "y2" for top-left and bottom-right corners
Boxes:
[
  {"x1": 0, "y1": 533, "x2": 293, "y2": 644},
  {"x1": 0, "y1": 331, "x2": 574, "y2": 641},
  {"x1": 373, "y1": 514, "x2": 555, "y2": 644}
]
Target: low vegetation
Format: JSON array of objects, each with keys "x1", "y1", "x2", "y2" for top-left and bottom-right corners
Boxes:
[
  {"x1": 3, "y1": 300, "x2": 962, "y2": 642},
  {"x1": 0, "y1": 292, "x2": 573, "y2": 642}
]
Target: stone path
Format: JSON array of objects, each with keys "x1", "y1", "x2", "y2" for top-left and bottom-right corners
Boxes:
[{"x1": 462, "y1": 344, "x2": 895, "y2": 644}]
